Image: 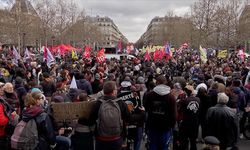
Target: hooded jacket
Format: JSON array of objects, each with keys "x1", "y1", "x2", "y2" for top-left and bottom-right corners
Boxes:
[
  {"x1": 22, "y1": 106, "x2": 56, "y2": 150},
  {"x1": 145, "y1": 84, "x2": 177, "y2": 131},
  {"x1": 77, "y1": 79, "x2": 93, "y2": 95}
]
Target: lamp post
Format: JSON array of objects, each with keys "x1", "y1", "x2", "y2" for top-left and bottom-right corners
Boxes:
[
  {"x1": 51, "y1": 36, "x2": 55, "y2": 48},
  {"x1": 22, "y1": 33, "x2": 26, "y2": 54}
]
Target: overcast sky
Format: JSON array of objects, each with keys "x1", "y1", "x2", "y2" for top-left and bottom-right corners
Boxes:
[
  {"x1": 76, "y1": 0, "x2": 197, "y2": 42},
  {"x1": 0, "y1": 0, "x2": 198, "y2": 42}
]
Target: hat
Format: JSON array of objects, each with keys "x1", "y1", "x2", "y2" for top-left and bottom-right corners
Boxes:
[
  {"x1": 95, "y1": 73, "x2": 100, "y2": 80},
  {"x1": 3, "y1": 83, "x2": 14, "y2": 93},
  {"x1": 137, "y1": 76, "x2": 145, "y2": 84},
  {"x1": 121, "y1": 81, "x2": 132, "y2": 88},
  {"x1": 196, "y1": 83, "x2": 207, "y2": 91},
  {"x1": 124, "y1": 76, "x2": 131, "y2": 82},
  {"x1": 31, "y1": 88, "x2": 43, "y2": 93},
  {"x1": 204, "y1": 136, "x2": 220, "y2": 145}
]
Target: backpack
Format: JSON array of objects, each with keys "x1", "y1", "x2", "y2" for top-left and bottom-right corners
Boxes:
[
  {"x1": 11, "y1": 119, "x2": 39, "y2": 150},
  {"x1": 97, "y1": 99, "x2": 123, "y2": 137}
]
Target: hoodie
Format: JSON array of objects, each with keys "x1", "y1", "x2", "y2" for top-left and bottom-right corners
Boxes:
[
  {"x1": 153, "y1": 84, "x2": 171, "y2": 96},
  {"x1": 145, "y1": 84, "x2": 177, "y2": 131}
]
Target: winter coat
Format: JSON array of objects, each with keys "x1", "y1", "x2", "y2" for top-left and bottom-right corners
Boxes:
[
  {"x1": 197, "y1": 94, "x2": 211, "y2": 125},
  {"x1": 22, "y1": 106, "x2": 56, "y2": 150},
  {"x1": 178, "y1": 95, "x2": 200, "y2": 132},
  {"x1": 145, "y1": 84, "x2": 177, "y2": 131},
  {"x1": 205, "y1": 104, "x2": 238, "y2": 149},
  {"x1": 15, "y1": 84, "x2": 27, "y2": 112},
  {"x1": 77, "y1": 79, "x2": 93, "y2": 95},
  {"x1": 87, "y1": 95, "x2": 130, "y2": 140}
]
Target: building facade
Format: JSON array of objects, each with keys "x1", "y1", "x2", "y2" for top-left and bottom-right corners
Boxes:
[
  {"x1": 0, "y1": 0, "x2": 41, "y2": 49},
  {"x1": 239, "y1": 5, "x2": 250, "y2": 49},
  {"x1": 136, "y1": 16, "x2": 194, "y2": 48}
]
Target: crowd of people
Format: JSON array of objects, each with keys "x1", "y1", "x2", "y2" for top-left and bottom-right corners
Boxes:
[{"x1": 0, "y1": 47, "x2": 250, "y2": 150}]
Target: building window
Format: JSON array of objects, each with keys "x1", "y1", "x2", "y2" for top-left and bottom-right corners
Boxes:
[{"x1": 107, "y1": 42, "x2": 110, "y2": 45}]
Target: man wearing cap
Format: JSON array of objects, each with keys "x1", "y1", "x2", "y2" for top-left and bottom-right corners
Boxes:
[
  {"x1": 144, "y1": 75, "x2": 177, "y2": 150},
  {"x1": 202, "y1": 136, "x2": 220, "y2": 150},
  {"x1": 205, "y1": 93, "x2": 238, "y2": 150}
]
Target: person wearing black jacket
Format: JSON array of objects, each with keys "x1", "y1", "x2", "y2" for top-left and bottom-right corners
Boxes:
[
  {"x1": 117, "y1": 78, "x2": 145, "y2": 150},
  {"x1": 22, "y1": 92, "x2": 56, "y2": 150},
  {"x1": 178, "y1": 85, "x2": 200, "y2": 150},
  {"x1": 77, "y1": 74, "x2": 93, "y2": 95},
  {"x1": 14, "y1": 77, "x2": 27, "y2": 112},
  {"x1": 88, "y1": 81, "x2": 130, "y2": 150},
  {"x1": 144, "y1": 75, "x2": 177, "y2": 150},
  {"x1": 205, "y1": 92, "x2": 238, "y2": 150}
]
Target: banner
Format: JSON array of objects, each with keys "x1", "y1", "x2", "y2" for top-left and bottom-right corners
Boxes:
[
  {"x1": 217, "y1": 50, "x2": 228, "y2": 58},
  {"x1": 51, "y1": 101, "x2": 95, "y2": 126},
  {"x1": 96, "y1": 48, "x2": 105, "y2": 63},
  {"x1": 83, "y1": 46, "x2": 91, "y2": 59}
]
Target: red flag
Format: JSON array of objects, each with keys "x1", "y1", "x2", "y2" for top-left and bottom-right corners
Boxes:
[
  {"x1": 154, "y1": 49, "x2": 160, "y2": 61},
  {"x1": 144, "y1": 50, "x2": 151, "y2": 61},
  {"x1": 83, "y1": 46, "x2": 91, "y2": 59},
  {"x1": 96, "y1": 48, "x2": 105, "y2": 63},
  {"x1": 159, "y1": 49, "x2": 164, "y2": 60}
]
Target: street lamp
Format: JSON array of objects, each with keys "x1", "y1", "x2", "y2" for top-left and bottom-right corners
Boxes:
[
  {"x1": 51, "y1": 36, "x2": 55, "y2": 48},
  {"x1": 23, "y1": 33, "x2": 26, "y2": 53}
]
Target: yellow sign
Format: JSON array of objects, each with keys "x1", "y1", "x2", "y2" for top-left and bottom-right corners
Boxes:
[{"x1": 217, "y1": 50, "x2": 228, "y2": 58}]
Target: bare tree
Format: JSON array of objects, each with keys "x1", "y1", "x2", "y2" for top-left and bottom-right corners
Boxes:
[
  {"x1": 191, "y1": 0, "x2": 219, "y2": 47},
  {"x1": 33, "y1": 0, "x2": 56, "y2": 47}
]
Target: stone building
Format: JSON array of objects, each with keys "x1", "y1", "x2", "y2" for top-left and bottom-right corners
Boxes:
[{"x1": 0, "y1": 0, "x2": 42, "y2": 49}]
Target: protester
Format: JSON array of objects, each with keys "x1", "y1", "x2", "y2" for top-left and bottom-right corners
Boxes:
[
  {"x1": 0, "y1": 42, "x2": 249, "y2": 150},
  {"x1": 88, "y1": 81, "x2": 130, "y2": 150},
  {"x1": 178, "y1": 85, "x2": 200, "y2": 150},
  {"x1": 144, "y1": 75, "x2": 177, "y2": 150},
  {"x1": 205, "y1": 93, "x2": 238, "y2": 150}
]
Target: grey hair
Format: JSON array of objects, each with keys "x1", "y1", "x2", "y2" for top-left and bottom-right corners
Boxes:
[{"x1": 217, "y1": 92, "x2": 229, "y2": 104}]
